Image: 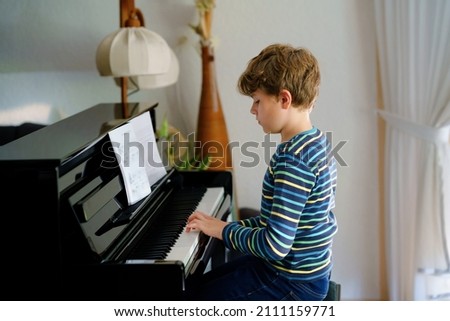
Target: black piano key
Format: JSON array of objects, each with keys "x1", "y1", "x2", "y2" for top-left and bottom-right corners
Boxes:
[{"x1": 128, "y1": 186, "x2": 207, "y2": 260}]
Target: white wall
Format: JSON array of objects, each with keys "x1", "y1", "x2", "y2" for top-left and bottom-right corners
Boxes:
[{"x1": 0, "y1": 0, "x2": 379, "y2": 300}]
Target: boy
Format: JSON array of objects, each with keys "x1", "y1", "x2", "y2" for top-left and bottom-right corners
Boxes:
[{"x1": 186, "y1": 43, "x2": 338, "y2": 300}]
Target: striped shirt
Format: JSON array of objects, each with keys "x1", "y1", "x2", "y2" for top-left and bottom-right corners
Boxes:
[{"x1": 222, "y1": 127, "x2": 338, "y2": 281}]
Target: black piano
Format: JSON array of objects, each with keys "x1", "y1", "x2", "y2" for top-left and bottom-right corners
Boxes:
[{"x1": 0, "y1": 103, "x2": 233, "y2": 300}]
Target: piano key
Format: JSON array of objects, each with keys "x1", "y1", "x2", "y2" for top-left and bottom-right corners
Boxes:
[
  {"x1": 127, "y1": 186, "x2": 224, "y2": 268},
  {"x1": 164, "y1": 187, "x2": 225, "y2": 267},
  {"x1": 128, "y1": 187, "x2": 207, "y2": 259}
]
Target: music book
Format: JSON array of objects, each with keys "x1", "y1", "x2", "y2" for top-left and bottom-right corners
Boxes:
[{"x1": 108, "y1": 111, "x2": 166, "y2": 206}]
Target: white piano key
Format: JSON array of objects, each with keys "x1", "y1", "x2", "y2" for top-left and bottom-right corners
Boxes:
[{"x1": 165, "y1": 187, "x2": 224, "y2": 266}]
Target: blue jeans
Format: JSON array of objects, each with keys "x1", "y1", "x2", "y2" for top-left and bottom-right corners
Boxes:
[{"x1": 185, "y1": 255, "x2": 329, "y2": 301}]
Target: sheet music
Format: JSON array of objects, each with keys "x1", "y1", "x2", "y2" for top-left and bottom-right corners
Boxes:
[
  {"x1": 108, "y1": 122, "x2": 151, "y2": 206},
  {"x1": 128, "y1": 112, "x2": 167, "y2": 187},
  {"x1": 107, "y1": 111, "x2": 167, "y2": 206}
]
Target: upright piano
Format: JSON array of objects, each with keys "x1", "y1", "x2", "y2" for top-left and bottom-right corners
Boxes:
[{"x1": 0, "y1": 103, "x2": 233, "y2": 300}]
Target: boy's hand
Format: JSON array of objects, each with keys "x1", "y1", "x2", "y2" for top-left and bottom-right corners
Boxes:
[{"x1": 186, "y1": 211, "x2": 228, "y2": 240}]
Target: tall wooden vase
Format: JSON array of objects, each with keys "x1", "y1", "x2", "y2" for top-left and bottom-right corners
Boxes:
[{"x1": 196, "y1": 44, "x2": 232, "y2": 171}]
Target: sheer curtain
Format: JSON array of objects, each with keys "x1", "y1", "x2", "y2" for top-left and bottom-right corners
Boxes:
[{"x1": 374, "y1": 0, "x2": 450, "y2": 300}]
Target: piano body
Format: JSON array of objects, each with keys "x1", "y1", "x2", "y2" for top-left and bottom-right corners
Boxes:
[{"x1": 0, "y1": 103, "x2": 233, "y2": 300}]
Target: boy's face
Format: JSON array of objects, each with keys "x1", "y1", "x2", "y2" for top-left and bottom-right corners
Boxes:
[{"x1": 250, "y1": 89, "x2": 287, "y2": 134}]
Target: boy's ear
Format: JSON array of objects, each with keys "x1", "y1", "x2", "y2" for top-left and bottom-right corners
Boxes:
[{"x1": 280, "y1": 89, "x2": 292, "y2": 109}]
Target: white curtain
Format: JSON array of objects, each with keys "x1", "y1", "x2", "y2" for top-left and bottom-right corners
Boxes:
[{"x1": 374, "y1": 0, "x2": 450, "y2": 300}]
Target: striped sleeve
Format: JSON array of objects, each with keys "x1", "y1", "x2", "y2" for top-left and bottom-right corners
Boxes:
[{"x1": 223, "y1": 153, "x2": 316, "y2": 260}]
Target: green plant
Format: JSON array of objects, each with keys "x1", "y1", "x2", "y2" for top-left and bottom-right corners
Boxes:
[{"x1": 157, "y1": 116, "x2": 210, "y2": 171}]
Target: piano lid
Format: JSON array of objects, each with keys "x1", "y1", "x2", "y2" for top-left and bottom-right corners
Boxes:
[{"x1": 0, "y1": 102, "x2": 158, "y2": 162}]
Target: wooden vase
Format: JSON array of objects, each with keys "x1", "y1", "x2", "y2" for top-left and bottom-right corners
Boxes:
[{"x1": 196, "y1": 44, "x2": 232, "y2": 170}]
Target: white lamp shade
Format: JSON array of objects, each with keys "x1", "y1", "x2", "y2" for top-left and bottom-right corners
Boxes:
[
  {"x1": 96, "y1": 27, "x2": 171, "y2": 77},
  {"x1": 127, "y1": 48, "x2": 179, "y2": 89}
]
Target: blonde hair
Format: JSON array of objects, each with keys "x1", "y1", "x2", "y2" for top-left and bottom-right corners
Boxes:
[{"x1": 237, "y1": 43, "x2": 321, "y2": 110}]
